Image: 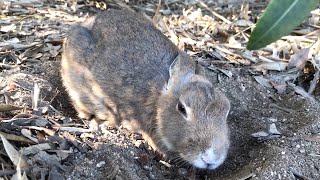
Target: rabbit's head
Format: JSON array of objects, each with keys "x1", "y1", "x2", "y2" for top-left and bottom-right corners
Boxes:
[{"x1": 157, "y1": 53, "x2": 230, "y2": 170}]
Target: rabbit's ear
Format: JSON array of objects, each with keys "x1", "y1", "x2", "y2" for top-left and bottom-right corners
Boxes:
[
  {"x1": 169, "y1": 53, "x2": 195, "y2": 78},
  {"x1": 166, "y1": 53, "x2": 195, "y2": 93},
  {"x1": 168, "y1": 55, "x2": 180, "y2": 78}
]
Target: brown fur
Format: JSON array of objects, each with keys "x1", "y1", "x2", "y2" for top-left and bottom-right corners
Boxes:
[{"x1": 61, "y1": 9, "x2": 230, "y2": 167}]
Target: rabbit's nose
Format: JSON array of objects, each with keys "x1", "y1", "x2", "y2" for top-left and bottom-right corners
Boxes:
[
  {"x1": 201, "y1": 148, "x2": 220, "y2": 165},
  {"x1": 192, "y1": 146, "x2": 227, "y2": 169}
]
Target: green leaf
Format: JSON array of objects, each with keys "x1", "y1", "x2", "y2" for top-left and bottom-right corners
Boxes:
[{"x1": 247, "y1": 0, "x2": 319, "y2": 50}]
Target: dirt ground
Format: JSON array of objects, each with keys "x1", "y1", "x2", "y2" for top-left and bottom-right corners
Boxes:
[{"x1": 0, "y1": 0, "x2": 320, "y2": 180}]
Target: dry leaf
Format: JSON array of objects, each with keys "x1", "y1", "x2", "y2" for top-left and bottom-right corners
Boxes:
[
  {"x1": 242, "y1": 50, "x2": 258, "y2": 63},
  {"x1": 0, "y1": 38, "x2": 20, "y2": 46},
  {"x1": 53, "y1": 150, "x2": 72, "y2": 161},
  {"x1": 0, "y1": 24, "x2": 16, "y2": 32},
  {"x1": 233, "y1": 19, "x2": 254, "y2": 27},
  {"x1": 287, "y1": 48, "x2": 311, "y2": 69},
  {"x1": 21, "y1": 129, "x2": 39, "y2": 143},
  {"x1": 11, "y1": 162, "x2": 28, "y2": 180},
  {"x1": 270, "y1": 80, "x2": 287, "y2": 94},
  {"x1": 0, "y1": 131, "x2": 34, "y2": 144},
  {"x1": 0, "y1": 133, "x2": 28, "y2": 169},
  {"x1": 251, "y1": 131, "x2": 269, "y2": 138},
  {"x1": 33, "y1": 151, "x2": 63, "y2": 169},
  {"x1": 288, "y1": 83, "x2": 315, "y2": 101},
  {"x1": 253, "y1": 62, "x2": 287, "y2": 71},
  {"x1": 0, "y1": 104, "x2": 23, "y2": 112},
  {"x1": 59, "y1": 127, "x2": 92, "y2": 133},
  {"x1": 308, "y1": 68, "x2": 319, "y2": 94},
  {"x1": 13, "y1": 42, "x2": 42, "y2": 50},
  {"x1": 254, "y1": 76, "x2": 272, "y2": 88},
  {"x1": 218, "y1": 69, "x2": 233, "y2": 78},
  {"x1": 228, "y1": 37, "x2": 242, "y2": 49},
  {"x1": 32, "y1": 83, "x2": 40, "y2": 110},
  {"x1": 21, "y1": 143, "x2": 51, "y2": 156},
  {"x1": 27, "y1": 126, "x2": 55, "y2": 136},
  {"x1": 268, "y1": 123, "x2": 281, "y2": 135}
]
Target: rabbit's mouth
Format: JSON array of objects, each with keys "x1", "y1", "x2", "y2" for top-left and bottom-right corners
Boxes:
[
  {"x1": 191, "y1": 148, "x2": 228, "y2": 170},
  {"x1": 192, "y1": 155, "x2": 226, "y2": 170}
]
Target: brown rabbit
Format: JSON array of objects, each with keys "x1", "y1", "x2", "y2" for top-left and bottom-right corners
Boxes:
[{"x1": 61, "y1": 9, "x2": 230, "y2": 170}]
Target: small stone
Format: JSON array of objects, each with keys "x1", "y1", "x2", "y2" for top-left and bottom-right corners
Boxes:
[
  {"x1": 143, "y1": 165, "x2": 152, "y2": 171},
  {"x1": 178, "y1": 168, "x2": 188, "y2": 177},
  {"x1": 134, "y1": 140, "x2": 144, "y2": 148},
  {"x1": 41, "y1": 106, "x2": 49, "y2": 114},
  {"x1": 269, "y1": 118, "x2": 277, "y2": 122},
  {"x1": 96, "y1": 161, "x2": 106, "y2": 168},
  {"x1": 149, "y1": 172, "x2": 156, "y2": 180},
  {"x1": 299, "y1": 149, "x2": 306, "y2": 153}
]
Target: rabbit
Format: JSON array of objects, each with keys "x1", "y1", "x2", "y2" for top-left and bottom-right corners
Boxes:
[{"x1": 61, "y1": 9, "x2": 231, "y2": 170}]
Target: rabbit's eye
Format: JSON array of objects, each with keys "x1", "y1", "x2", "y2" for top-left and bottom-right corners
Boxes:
[{"x1": 177, "y1": 102, "x2": 187, "y2": 117}]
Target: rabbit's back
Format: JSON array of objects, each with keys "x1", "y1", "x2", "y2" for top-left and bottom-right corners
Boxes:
[
  {"x1": 61, "y1": 9, "x2": 179, "y2": 126},
  {"x1": 91, "y1": 10, "x2": 179, "y2": 96}
]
